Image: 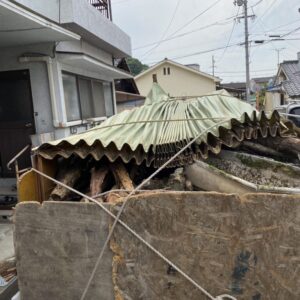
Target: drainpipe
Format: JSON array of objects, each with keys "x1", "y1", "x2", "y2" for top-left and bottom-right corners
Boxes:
[{"x1": 19, "y1": 56, "x2": 60, "y2": 127}]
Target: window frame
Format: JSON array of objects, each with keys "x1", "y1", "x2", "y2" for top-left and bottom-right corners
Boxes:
[{"x1": 62, "y1": 71, "x2": 114, "y2": 124}]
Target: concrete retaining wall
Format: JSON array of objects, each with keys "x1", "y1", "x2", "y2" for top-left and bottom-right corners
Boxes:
[{"x1": 14, "y1": 192, "x2": 300, "y2": 299}]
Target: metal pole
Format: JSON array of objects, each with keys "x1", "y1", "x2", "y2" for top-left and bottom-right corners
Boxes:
[
  {"x1": 275, "y1": 48, "x2": 285, "y2": 67},
  {"x1": 212, "y1": 55, "x2": 215, "y2": 76},
  {"x1": 244, "y1": 0, "x2": 250, "y2": 102}
]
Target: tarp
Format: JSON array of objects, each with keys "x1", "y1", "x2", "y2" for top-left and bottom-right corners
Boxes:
[{"x1": 36, "y1": 83, "x2": 293, "y2": 167}]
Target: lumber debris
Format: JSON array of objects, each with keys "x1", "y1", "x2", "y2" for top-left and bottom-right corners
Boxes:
[
  {"x1": 90, "y1": 167, "x2": 109, "y2": 197},
  {"x1": 110, "y1": 162, "x2": 134, "y2": 191},
  {"x1": 49, "y1": 166, "x2": 81, "y2": 201},
  {"x1": 0, "y1": 257, "x2": 16, "y2": 283}
]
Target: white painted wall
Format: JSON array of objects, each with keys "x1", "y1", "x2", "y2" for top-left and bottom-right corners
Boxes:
[
  {"x1": 136, "y1": 62, "x2": 217, "y2": 97},
  {"x1": 11, "y1": 0, "x2": 132, "y2": 57},
  {"x1": 12, "y1": 0, "x2": 60, "y2": 22}
]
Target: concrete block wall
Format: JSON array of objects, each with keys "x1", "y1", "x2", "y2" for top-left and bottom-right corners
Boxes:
[{"x1": 14, "y1": 192, "x2": 300, "y2": 300}]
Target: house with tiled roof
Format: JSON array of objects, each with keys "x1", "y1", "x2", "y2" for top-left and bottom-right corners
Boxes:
[{"x1": 275, "y1": 52, "x2": 300, "y2": 99}]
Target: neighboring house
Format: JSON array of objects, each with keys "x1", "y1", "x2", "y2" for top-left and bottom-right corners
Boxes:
[
  {"x1": 264, "y1": 52, "x2": 300, "y2": 112},
  {"x1": 0, "y1": 0, "x2": 131, "y2": 180},
  {"x1": 115, "y1": 58, "x2": 145, "y2": 112},
  {"x1": 218, "y1": 82, "x2": 246, "y2": 100},
  {"x1": 135, "y1": 58, "x2": 220, "y2": 97},
  {"x1": 250, "y1": 76, "x2": 274, "y2": 93},
  {"x1": 274, "y1": 52, "x2": 300, "y2": 100}
]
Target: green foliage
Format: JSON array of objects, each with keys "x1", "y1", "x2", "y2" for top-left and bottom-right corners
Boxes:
[{"x1": 126, "y1": 57, "x2": 149, "y2": 76}]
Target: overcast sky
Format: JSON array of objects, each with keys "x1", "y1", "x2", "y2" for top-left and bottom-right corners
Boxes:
[{"x1": 111, "y1": 0, "x2": 300, "y2": 83}]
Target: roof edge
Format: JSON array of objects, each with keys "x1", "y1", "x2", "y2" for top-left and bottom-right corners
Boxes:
[{"x1": 135, "y1": 58, "x2": 221, "y2": 82}]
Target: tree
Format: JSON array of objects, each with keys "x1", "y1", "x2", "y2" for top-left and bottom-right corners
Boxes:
[{"x1": 126, "y1": 57, "x2": 149, "y2": 76}]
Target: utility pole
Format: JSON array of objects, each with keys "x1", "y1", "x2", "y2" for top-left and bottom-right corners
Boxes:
[
  {"x1": 234, "y1": 0, "x2": 255, "y2": 102},
  {"x1": 243, "y1": 1, "x2": 250, "y2": 102},
  {"x1": 211, "y1": 55, "x2": 216, "y2": 76},
  {"x1": 274, "y1": 48, "x2": 285, "y2": 67}
]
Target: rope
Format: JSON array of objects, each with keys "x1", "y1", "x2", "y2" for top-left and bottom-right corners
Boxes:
[
  {"x1": 216, "y1": 295, "x2": 238, "y2": 300},
  {"x1": 32, "y1": 118, "x2": 237, "y2": 300},
  {"x1": 53, "y1": 117, "x2": 230, "y2": 137}
]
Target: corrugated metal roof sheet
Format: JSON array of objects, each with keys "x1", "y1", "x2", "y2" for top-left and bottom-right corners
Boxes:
[{"x1": 36, "y1": 83, "x2": 293, "y2": 167}]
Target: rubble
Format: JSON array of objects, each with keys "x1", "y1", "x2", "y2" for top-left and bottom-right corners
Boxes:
[
  {"x1": 29, "y1": 83, "x2": 300, "y2": 199},
  {"x1": 0, "y1": 257, "x2": 16, "y2": 285}
]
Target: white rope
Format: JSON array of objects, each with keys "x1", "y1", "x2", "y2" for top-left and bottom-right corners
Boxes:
[
  {"x1": 32, "y1": 118, "x2": 237, "y2": 300},
  {"x1": 215, "y1": 295, "x2": 239, "y2": 300}
]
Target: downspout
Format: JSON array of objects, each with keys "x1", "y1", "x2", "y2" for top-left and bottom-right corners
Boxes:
[{"x1": 19, "y1": 56, "x2": 60, "y2": 127}]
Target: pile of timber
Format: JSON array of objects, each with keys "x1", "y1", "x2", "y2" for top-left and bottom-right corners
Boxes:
[
  {"x1": 48, "y1": 136, "x2": 300, "y2": 201},
  {"x1": 0, "y1": 257, "x2": 16, "y2": 284}
]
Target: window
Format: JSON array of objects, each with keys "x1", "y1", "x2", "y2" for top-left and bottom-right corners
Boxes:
[
  {"x1": 62, "y1": 72, "x2": 114, "y2": 122},
  {"x1": 163, "y1": 67, "x2": 171, "y2": 76},
  {"x1": 62, "y1": 73, "x2": 81, "y2": 122},
  {"x1": 78, "y1": 78, "x2": 94, "y2": 119}
]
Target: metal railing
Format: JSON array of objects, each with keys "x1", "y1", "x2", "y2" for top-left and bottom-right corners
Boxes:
[
  {"x1": 88, "y1": 0, "x2": 112, "y2": 20},
  {"x1": 7, "y1": 145, "x2": 31, "y2": 180}
]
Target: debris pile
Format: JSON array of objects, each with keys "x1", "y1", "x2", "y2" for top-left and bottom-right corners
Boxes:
[
  {"x1": 34, "y1": 84, "x2": 300, "y2": 198},
  {"x1": 206, "y1": 151, "x2": 300, "y2": 188},
  {"x1": 0, "y1": 257, "x2": 16, "y2": 285}
]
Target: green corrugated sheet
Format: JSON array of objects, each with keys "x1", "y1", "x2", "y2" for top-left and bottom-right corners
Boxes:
[{"x1": 37, "y1": 83, "x2": 293, "y2": 167}]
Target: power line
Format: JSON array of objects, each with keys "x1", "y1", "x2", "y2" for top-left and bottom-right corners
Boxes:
[
  {"x1": 149, "y1": 42, "x2": 242, "y2": 62},
  {"x1": 140, "y1": 0, "x2": 223, "y2": 60},
  {"x1": 134, "y1": 18, "x2": 235, "y2": 51},
  {"x1": 217, "y1": 7, "x2": 240, "y2": 63},
  {"x1": 141, "y1": 0, "x2": 182, "y2": 59},
  {"x1": 216, "y1": 68, "x2": 277, "y2": 73},
  {"x1": 168, "y1": 0, "x2": 223, "y2": 37},
  {"x1": 250, "y1": 18, "x2": 300, "y2": 35},
  {"x1": 252, "y1": 0, "x2": 280, "y2": 29}
]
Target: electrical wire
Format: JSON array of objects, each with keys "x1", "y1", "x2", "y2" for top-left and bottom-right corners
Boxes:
[
  {"x1": 216, "y1": 68, "x2": 277, "y2": 73},
  {"x1": 217, "y1": 7, "x2": 240, "y2": 63},
  {"x1": 168, "y1": 0, "x2": 223, "y2": 37},
  {"x1": 140, "y1": 0, "x2": 223, "y2": 60},
  {"x1": 134, "y1": 18, "x2": 235, "y2": 51},
  {"x1": 155, "y1": 42, "x2": 242, "y2": 62},
  {"x1": 252, "y1": 0, "x2": 280, "y2": 29},
  {"x1": 141, "y1": 0, "x2": 182, "y2": 60}
]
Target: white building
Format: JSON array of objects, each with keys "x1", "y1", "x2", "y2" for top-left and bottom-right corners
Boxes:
[
  {"x1": 0, "y1": 0, "x2": 132, "y2": 182},
  {"x1": 135, "y1": 58, "x2": 220, "y2": 98}
]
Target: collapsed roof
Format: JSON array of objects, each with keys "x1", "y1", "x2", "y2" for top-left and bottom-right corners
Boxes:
[{"x1": 36, "y1": 83, "x2": 293, "y2": 167}]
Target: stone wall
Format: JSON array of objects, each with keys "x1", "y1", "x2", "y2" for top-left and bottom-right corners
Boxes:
[{"x1": 14, "y1": 192, "x2": 300, "y2": 299}]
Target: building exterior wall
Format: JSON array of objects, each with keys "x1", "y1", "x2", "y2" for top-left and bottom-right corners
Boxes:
[
  {"x1": 264, "y1": 92, "x2": 281, "y2": 112},
  {"x1": 12, "y1": 0, "x2": 60, "y2": 22},
  {"x1": 0, "y1": 44, "x2": 55, "y2": 136},
  {"x1": 60, "y1": 0, "x2": 131, "y2": 57},
  {"x1": 10, "y1": 0, "x2": 131, "y2": 57},
  {"x1": 0, "y1": 41, "x2": 118, "y2": 145},
  {"x1": 57, "y1": 40, "x2": 113, "y2": 65},
  {"x1": 135, "y1": 62, "x2": 217, "y2": 97}
]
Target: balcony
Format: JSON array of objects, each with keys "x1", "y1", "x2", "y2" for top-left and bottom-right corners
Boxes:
[
  {"x1": 8, "y1": 0, "x2": 131, "y2": 57},
  {"x1": 88, "y1": 0, "x2": 112, "y2": 20}
]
